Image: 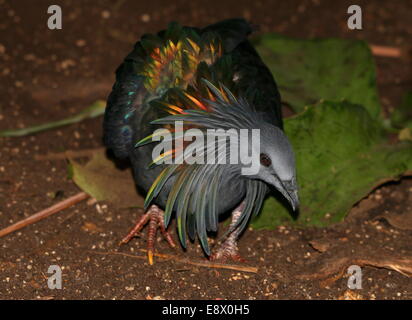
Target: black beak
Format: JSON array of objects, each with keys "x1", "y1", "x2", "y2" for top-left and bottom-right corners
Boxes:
[
  {"x1": 286, "y1": 188, "x2": 299, "y2": 211},
  {"x1": 279, "y1": 180, "x2": 299, "y2": 211},
  {"x1": 266, "y1": 176, "x2": 299, "y2": 211}
]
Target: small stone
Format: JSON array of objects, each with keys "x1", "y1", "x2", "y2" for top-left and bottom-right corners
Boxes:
[
  {"x1": 101, "y1": 10, "x2": 110, "y2": 19},
  {"x1": 76, "y1": 39, "x2": 86, "y2": 47},
  {"x1": 60, "y1": 59, "x2": 76, "y2": 70},
  {"x1": 141, "y1": 14, "x2": 150, "y2": 23},
  {"x1": 24, "y1": 53, "x2": 36, "y2": 61}
]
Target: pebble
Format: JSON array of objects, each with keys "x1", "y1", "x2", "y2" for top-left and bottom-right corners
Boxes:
[
  {"x1": 141, "y1": 14, "x2": 150, "y2": 23},
  {"x1": 76, "y1": 39, "x2": 86, "y2": 47},
  {"x1": 60, "y1": 59, "x2": 76, "y2": 69},
  {"x1": 101, "y1": 10, "x2": 110, "y2": 19},
  {"x1": 23, "y1": 53, "x2": 36, "y2": 61}
]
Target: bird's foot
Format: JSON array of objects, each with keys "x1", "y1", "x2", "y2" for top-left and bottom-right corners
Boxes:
[
  {"x1": 120, "y1": 205, "x2": 176, "y2": 265},
  {"x1": 209, "y1": 237, "x2": 247, "y2": 263}
]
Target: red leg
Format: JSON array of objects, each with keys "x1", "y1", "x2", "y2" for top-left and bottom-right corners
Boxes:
[{"x1": 120, "y1": 205, "x2": 176, "y2": 265}]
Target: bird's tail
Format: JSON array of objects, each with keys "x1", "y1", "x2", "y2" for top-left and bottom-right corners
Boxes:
[
  {"x1": 201, "y1": 18, "x2": 254, "y2": 52},
  {"x1": 103, "y1": 61, "x2": 145, "y2": 159}
]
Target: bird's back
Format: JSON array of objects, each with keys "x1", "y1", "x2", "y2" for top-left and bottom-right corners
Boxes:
[{"x1": 103, "y1": 18, "x2": 282, "y2": 162}]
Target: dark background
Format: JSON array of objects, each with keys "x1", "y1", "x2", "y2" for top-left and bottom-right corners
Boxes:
[{"x1": 0, "y1": 0, "x2": 411, "y2": 299}]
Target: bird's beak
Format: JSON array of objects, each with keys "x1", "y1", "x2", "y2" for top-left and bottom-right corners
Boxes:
[
  {"x1": 277, "y1": 184, "x2": 299, "y2": 211},
  {"x1": 267, "y1": 176, "x2": 299, "y2": 211},
  {"x1": 286, "y1": 188, "x2": 299, "y2": 211}
]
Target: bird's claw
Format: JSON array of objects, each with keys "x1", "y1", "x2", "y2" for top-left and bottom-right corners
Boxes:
[
  {"x1": 120, "y1": 205, "x2": 176, "y2": 265},
  {"x1": 209, "y1": 238, "x2": 247, "y2": 263}
]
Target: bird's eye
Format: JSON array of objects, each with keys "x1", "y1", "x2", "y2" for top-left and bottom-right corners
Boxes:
[{"x1": 260, "y1": 153, "x2": 272, "y2": 167}]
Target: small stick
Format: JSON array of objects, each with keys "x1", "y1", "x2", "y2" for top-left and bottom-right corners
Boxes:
[
  {"x1": 370, "y1": 44, "x2": 402, "y2": 58},
  {"x1": 0, "y1": 192, "x2": 89, "y2": 238},
  {"x1": 145, "y1": 250, "x2": 258, "y2": 273},
  {"x1": 93, "y1": 250, "x2": 258, "y2": 273},
  {"x1": 35, "y1": 148, "x2": 105, "y2": 161}
]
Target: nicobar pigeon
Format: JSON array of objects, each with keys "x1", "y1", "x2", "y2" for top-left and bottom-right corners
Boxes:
[{"x1": 103, "y1": 19, "x2": 299, "y2": 265}]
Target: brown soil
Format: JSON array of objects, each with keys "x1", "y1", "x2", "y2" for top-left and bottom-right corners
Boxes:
[{"x1": 0, "y1": 0, "x2": 411, "y2": 300}]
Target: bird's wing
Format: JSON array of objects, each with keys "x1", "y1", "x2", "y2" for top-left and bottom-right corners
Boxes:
[{"x1": 103, "y1": 22, "x2": 226, "y2": 158}]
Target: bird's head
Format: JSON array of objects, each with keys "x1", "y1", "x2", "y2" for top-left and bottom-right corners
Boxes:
[{"x1": 240, "y1": 123, "x2": 299, "y2": 211}]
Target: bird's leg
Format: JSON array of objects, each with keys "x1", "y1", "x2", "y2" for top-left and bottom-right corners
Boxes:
[
  {"x1": 120, "y1": 204, "x2": 176, "y2": 265},
  {"x1": 210, "y1": 201, "x2": 247, "y2": 262}
]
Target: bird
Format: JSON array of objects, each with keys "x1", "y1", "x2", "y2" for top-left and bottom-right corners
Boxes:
[{"x1": 103, "y1": 18, "x2": 298, "y2": 265}]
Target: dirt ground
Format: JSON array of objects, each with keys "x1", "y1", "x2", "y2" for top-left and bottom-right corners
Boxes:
[{"x1": 0, "y1": 0, "x2": 411, "y2": 300}]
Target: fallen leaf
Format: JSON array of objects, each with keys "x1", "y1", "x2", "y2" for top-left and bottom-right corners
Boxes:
[
  {"x1": 391, "y1": 91, "x2": 412, "y2": 131},
  {"x1": 251, "y1": 34, "x2": 412, "y2": 228},
  {"x1": 0, "y1": 100, "x2": 106, "y2": 137},
  {"x1": 69, "y1": 149, "x2": 144, "y2": 208},
  {"x1": 254, "y1": 34, "x2": 381, "y2": 118}
]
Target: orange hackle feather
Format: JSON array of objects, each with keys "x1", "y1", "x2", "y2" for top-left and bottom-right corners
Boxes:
[
  {"x1": 183, "y1": 92, "x2": 208, "y2": 111},
  {"x1": 139, "y1": 35, "x2": 222, "y2": 94}
]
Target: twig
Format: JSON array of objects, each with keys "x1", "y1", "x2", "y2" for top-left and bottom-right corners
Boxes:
[
  {"x1": 0, "y1": 192, "x2": 89, "y2": 238},
  {"x1": 370, "y1": 44, "x2": 402, "y2": 58},
  {"x1": 35, "y1": 148, "x2": 105, "y2": 161},
  {"x1": 141, "y1": 249, "x2": 259, "y2": 273},
  {"x1": 92, "y1": 250, "x2": 258, "y2": 273}
]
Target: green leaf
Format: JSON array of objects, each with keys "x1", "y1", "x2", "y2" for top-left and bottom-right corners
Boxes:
[
  {"x1": 254, "y1": 34, "x2": 381, "y2": 118},
  {"x1": 391, "y1": 91, "x2": 412, "y2": 131},
  {"x1": 0, "y1": 100, "x2": 106, "y2": 137},
  {"x1": 251, "y1": 101, "x2": 412, "y2": 229},
  {"x1": 69, "y1": 149, "x2": 144, "y2": 208},
  {"x1": 250, "y1": 34, "x2": 411, "y2": 228}
]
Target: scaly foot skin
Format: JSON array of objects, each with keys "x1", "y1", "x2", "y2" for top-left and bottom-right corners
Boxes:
[
  {"x1": 209, "y1": 235, "x2": 247, "y2": 263},
  {"x1": 209, "y1": 201, "x2": 247, "y2": 263},
  {"x1": 120, "y1": 204, "x2": 176, "y2": 265}
]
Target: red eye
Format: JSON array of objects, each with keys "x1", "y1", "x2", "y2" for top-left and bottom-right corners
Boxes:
[{"x1": 260, "y1": 153, "x2": 271, "y2": 167}]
